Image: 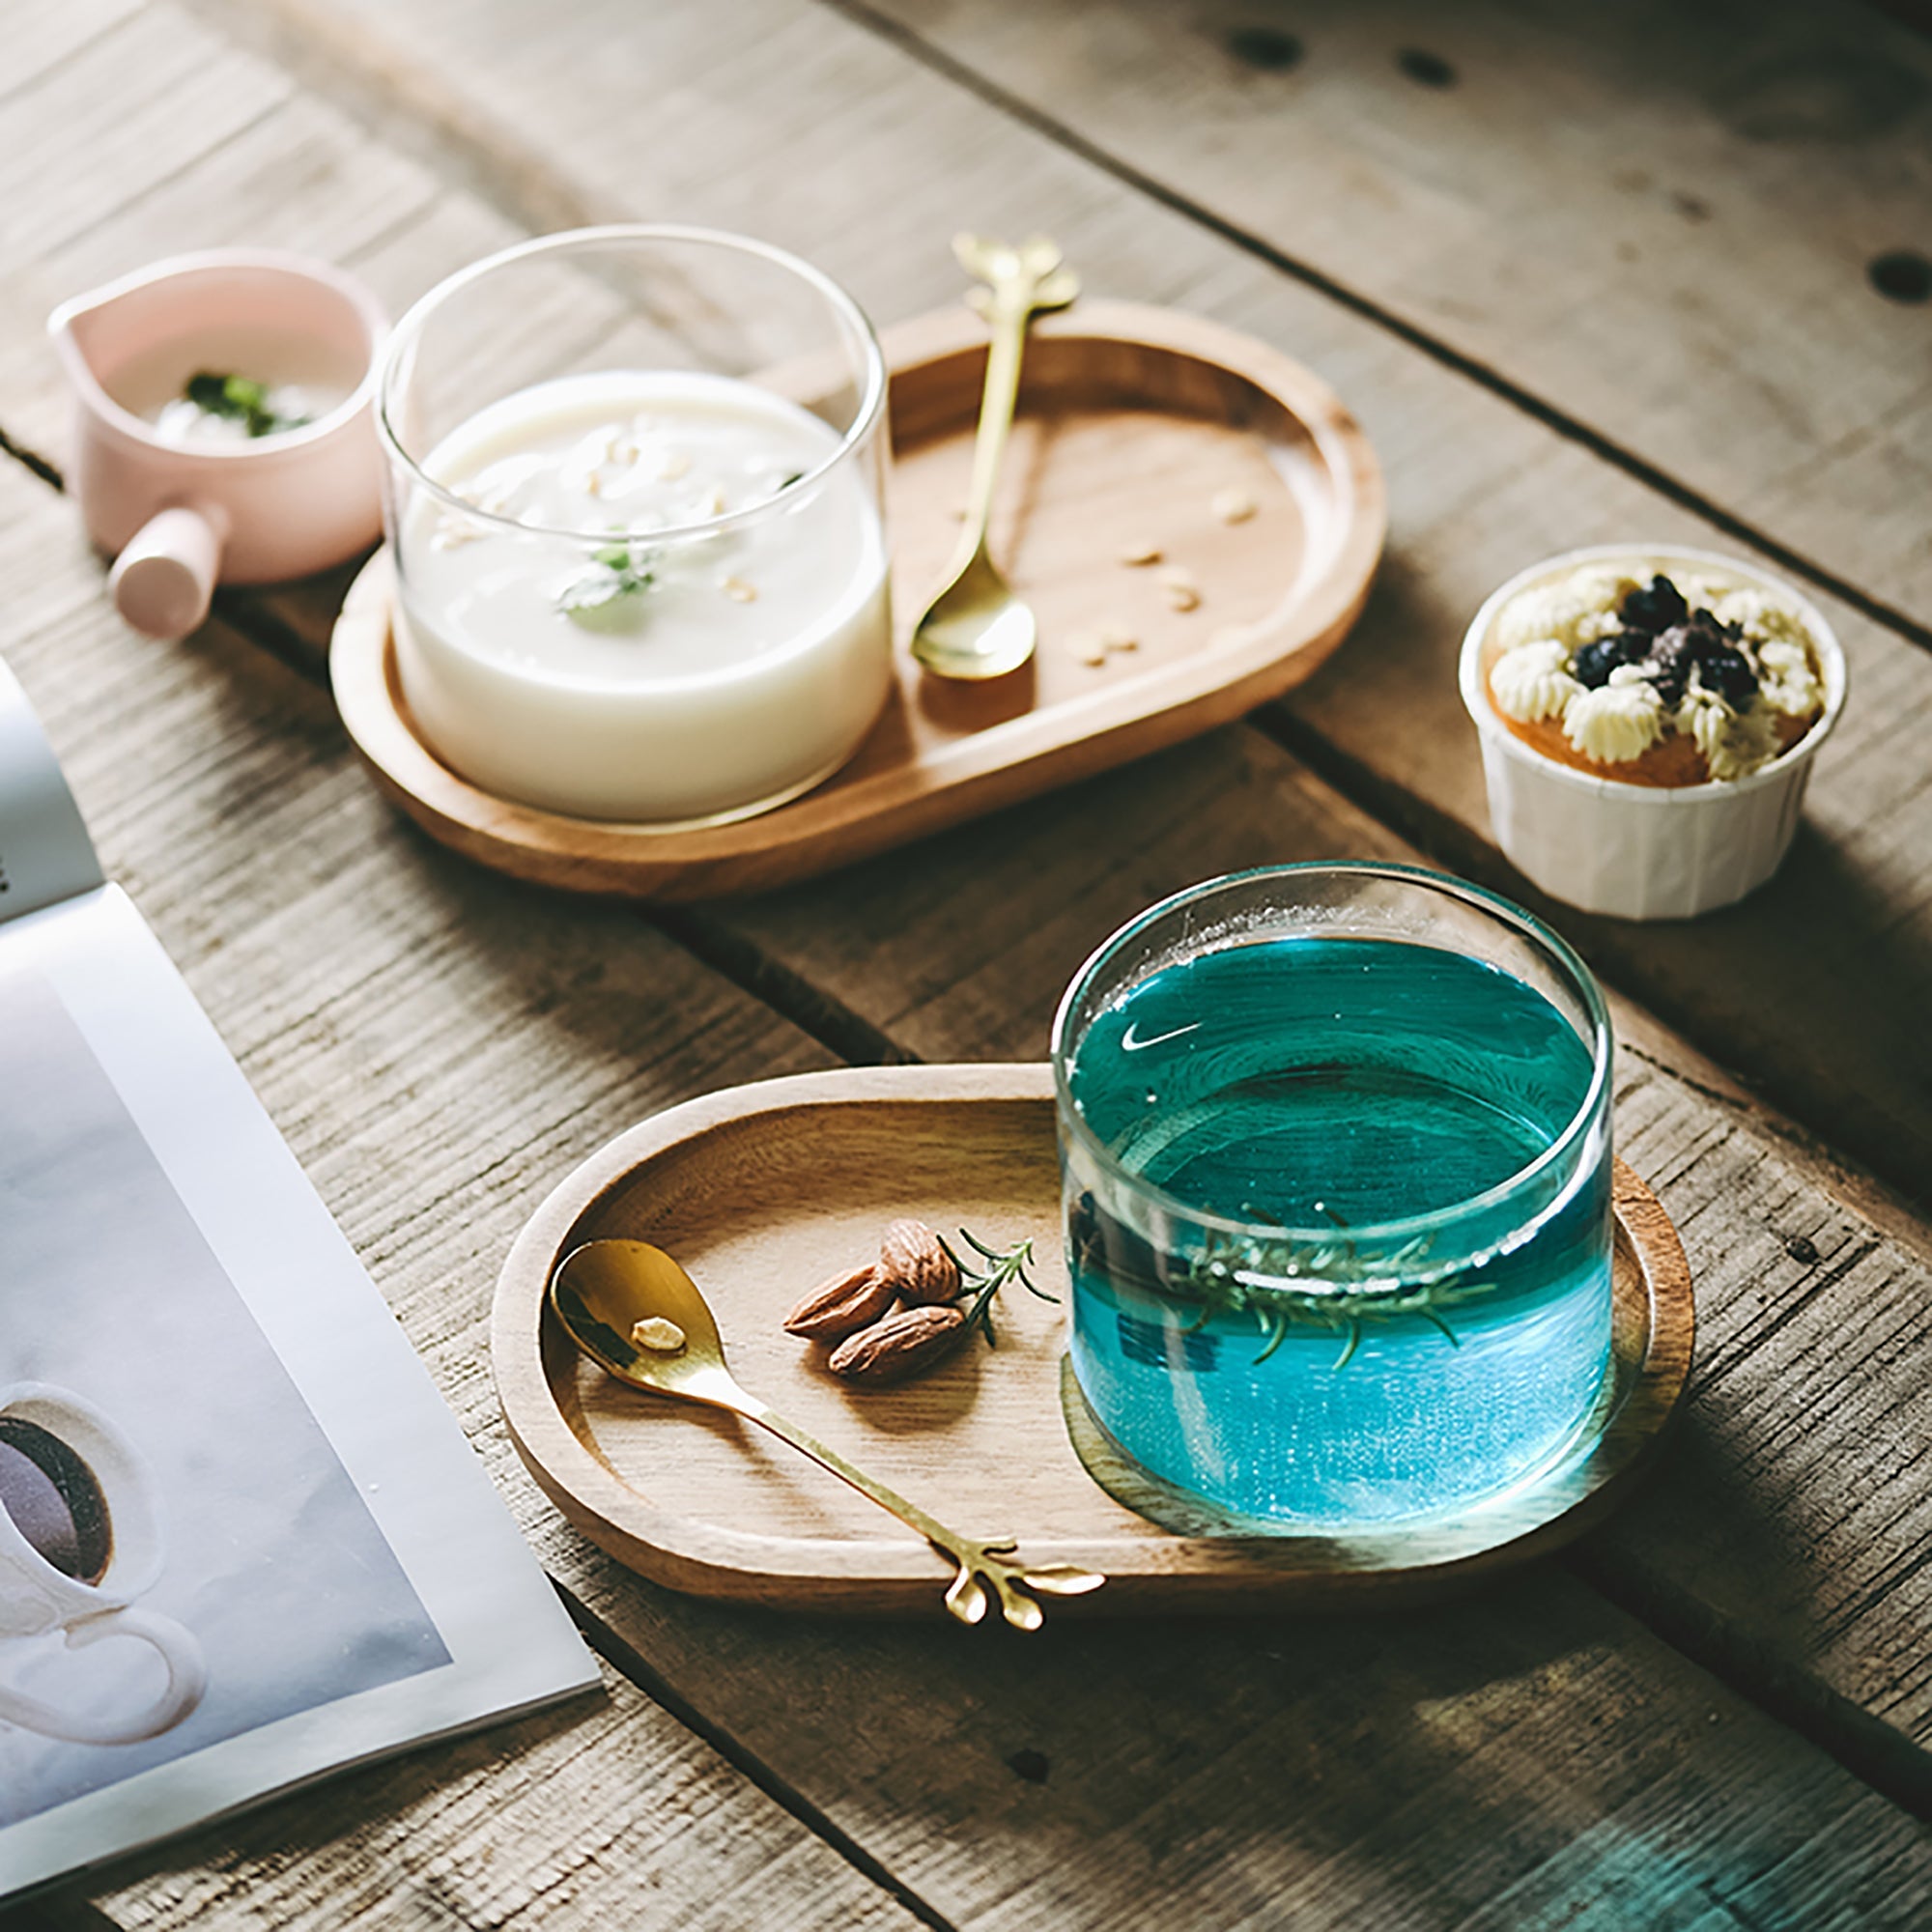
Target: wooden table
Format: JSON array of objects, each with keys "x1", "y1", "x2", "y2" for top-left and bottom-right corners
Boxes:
[{"x1": 4, "y1": 2, "x2": 1930, "y2": 1924}]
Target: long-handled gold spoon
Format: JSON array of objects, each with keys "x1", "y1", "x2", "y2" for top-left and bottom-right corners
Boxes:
[
  {"x1": 910, "y1": 234, "x2": 1079, "y2": 681},
  {"x1": 550, "y1": 1238, "x2": 1105, "y2": 1629}
]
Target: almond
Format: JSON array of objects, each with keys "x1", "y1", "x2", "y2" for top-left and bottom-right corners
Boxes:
[
  {"x1": 878, "y1": 1218, "x2": 960, "y2": 1305},
  {"x1": 781, "y1": 1262, "x2": 895, "y2": 1342},
  {"x1": 828, "y1": 1304, "x2": 967, "y2": 1382}
]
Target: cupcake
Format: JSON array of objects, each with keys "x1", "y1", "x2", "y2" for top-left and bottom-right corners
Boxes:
[{"x1": 1460, "y1": 547, "x2": 1846, "y2": 920}]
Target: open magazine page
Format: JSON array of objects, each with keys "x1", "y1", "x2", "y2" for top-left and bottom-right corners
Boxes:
[
  {"x1": 0, "y1": 663, "x2": 101, "y2": 924},
  {"x1": 0, "y1": 682, "x2": 596, "y2": 1898}
]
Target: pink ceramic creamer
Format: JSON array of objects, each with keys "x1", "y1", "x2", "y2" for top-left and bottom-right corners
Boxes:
[{"x1": 48, "y1": 251, "x2": 386, "y2": 639}]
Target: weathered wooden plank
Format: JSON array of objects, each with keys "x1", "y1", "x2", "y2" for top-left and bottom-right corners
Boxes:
[
  {"x1": 0, "y1": 0, "x2": 147, "y2": 113},
  {"x1": 853, "y1": 0, "x2": 1932, "y2": 629},
  {"x1": 704, "y1": 712, "x2": 1932, "y2": 1745},
  {"x1": 0, "y1": 466, "x2": 947, "y2": 1932},
  {"x1": 37, "y1": 1666, "x2": 927, "y2": 1932},
  {"x1": 11, "y1": 0, "x2": 1926, "y2": 1773},
  {"x1": 4, "y1": 6, "x2": 1932, "y2": 1918},
  {"x1": 10, "y1": 437, "x2": 1932, "y2": 1928},
  {"x1": 109, "y1": 0, "x2": 1932, "y2": 1220},
  {"x1": 0, "y1": 3, "x2": 296, "y2": 270},
  {"x1": 0, "y1": 29, "x2": 449, "y2": 465},
  {"x1": 11, "y1": 460, "x2": 1927, "y2": 1930},
  {"x1": 484, "y1": 1551, "x2": 1932, "y2": 1932}
]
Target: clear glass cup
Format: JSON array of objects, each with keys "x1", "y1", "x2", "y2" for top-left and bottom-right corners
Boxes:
[
  {"x1": 377, "y1": 225, "x2": 892, "y2": 826},
  {"x1": 1051, "y1": 863, "x2": 1616, "y2": 1528}
]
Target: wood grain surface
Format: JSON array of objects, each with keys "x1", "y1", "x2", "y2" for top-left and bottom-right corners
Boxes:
[
  {"x1": 2, "y1": 475, "x2": 1925, "y2": 1927},
  {"x1": 862, "y1": 0, "x2": 1932, "y2": 626},
  {"x1": 162, "y1": 0, "x2": 1932, "y2": 1770},
  {"x1": 98, "y1": 0, "x2": 1924, "y2": 1217},
  {"x1": 494, "y1": 1067, "x2": 1691, "y2": 1611},
  {"x1": 2, "y1": 1, "x2": 1930, "y2": 1927}
]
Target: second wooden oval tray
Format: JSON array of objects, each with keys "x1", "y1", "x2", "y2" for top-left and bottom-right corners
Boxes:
[
  {"x1": 332, "y1": 300, "x2": 1383, "y2": 899},
  {"x1": 494, "y1": 1065, "x2": 1694, "y2": 1615}
]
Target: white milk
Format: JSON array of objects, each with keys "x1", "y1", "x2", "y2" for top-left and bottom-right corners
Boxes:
[{"x1": 392, "y1": 370, "x2": 893, "y2": 824}]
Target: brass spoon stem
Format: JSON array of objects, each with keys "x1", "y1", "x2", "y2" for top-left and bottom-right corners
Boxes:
[
  {"x1": 909, "y1": 234, "x2": 1079, "y2": 683},
  {"x1": 952, "y1": 279, "x2": 1033, "y2": 575},
  {"x1": 733, "y1": 1396, "x2": 975, "y2": 1569}
]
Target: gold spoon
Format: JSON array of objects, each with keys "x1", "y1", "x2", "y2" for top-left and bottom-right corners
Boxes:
[
  {"x1": 550, "y1": 1238, "x2": 1105, "y2": 1629},
  {"x1": 910, "y1": 234, "x2": 1080, "y2": 681}
]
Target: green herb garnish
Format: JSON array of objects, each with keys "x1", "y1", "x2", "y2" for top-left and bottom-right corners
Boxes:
[
  {"x1": 940, "y1": 1230, "x2": 1057, "y2": 1350},
  {"x1": 1068, "y1": 1193, "x2": 1470, "y2": 1371},
  {"x1": 183, "y1": 371, "x2": 309, "y2": 439},
  {"x1": 559, "y1": 541, "x2": 658, "y2": 629}
]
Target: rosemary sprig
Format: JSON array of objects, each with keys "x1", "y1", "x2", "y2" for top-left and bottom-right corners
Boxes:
[
  {"x1": 939, "y1": 1229, "x2": 1057, "y2": 1350},
  {"x1": 1069, "y1": 1193, "x2": 1471, "y2": 1370}
]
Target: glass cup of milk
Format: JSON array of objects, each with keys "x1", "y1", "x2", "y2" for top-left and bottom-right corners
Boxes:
[{"x1": 377, "y1": 227, "x2": 893, "y2": 825}]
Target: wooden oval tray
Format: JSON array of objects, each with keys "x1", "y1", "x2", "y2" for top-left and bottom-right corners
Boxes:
[
  {"x1": 494, "y1": 1065, "x2": 1694, "y2": 1615},
  {"x1": 332, "y1": 300, "x2": 1383, "y2": 899}
]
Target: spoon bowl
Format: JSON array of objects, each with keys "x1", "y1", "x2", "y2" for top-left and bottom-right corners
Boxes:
[
  {"x1": 912, "y1": 551, "x2": 1041, "y2": 683},
  {"x1": 552, "y1": 1238, "x2": 736, "y2": 1406}
]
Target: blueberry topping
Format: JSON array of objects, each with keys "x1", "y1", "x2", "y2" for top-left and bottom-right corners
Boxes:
[
  {"x1": 1640, "y1": 625, "x2": 1698, "y2": 704},
  {"x1": 1620, "y1": 574, "x2": 1689, "y2": 633},
  {"x1": 1573, "y1": 629, "x2": 1650, "y2": 688},
  {"x1": 1696, "y1": 638, "x2": 1759, "y2": 706},
  {"x1": 1639, "y1": 611, "x2": 1760, "y2": 708}
]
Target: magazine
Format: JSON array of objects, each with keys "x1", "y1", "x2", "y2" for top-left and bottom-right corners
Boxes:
[{"x1": 0, "y1": 657, "x2": 597, "y2": 1899}]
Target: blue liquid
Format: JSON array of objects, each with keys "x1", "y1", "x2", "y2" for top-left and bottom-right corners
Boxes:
[{"x1": 1064, "y1": 937, "x2": 1612, "y2": 1525}]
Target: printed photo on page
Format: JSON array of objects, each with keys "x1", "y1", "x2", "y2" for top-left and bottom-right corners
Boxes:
[{"x1": 0, "y1": 965, "x2": 450, "y2": 1826}]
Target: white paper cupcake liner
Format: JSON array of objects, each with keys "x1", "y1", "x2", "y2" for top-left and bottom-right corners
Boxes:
[{"x1": 1460, "y1": 545, "x2": 1848, "y2": 922}]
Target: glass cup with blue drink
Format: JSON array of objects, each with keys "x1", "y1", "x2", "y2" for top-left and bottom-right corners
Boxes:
[{"x1": 1051, "y1": 863, "x2": 1616, "y2": 1528}]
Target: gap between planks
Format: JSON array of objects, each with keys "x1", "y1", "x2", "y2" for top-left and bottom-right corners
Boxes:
[
  {"x1": 812, "y1": 0, "x2": 1932, "y2": 664},
  {"x1": 6, "y1": 434, "x2": 1926, "y2": 1831},
  {"x1": 3, "y1": 424, "x2": 1920, "y2": 1266},
  {"x1": 177, "y1": 0, "x2": 1932, "y2": 668},
  {"x1": 1247, "y1": 700, "x2": 1932, "y2": 1260},
  {"x1": 0, "y1": 436, "x2": 927, "y2": 1091},
  {"x1": 9, "y1": 9, "x2": 1932, "y2": 1836},
  {"x1": 554, "y1": 1585, "x2": 964, "y2": 1932},
  {"x1": 86, "y1": 0, "x2": 1932, "y2": 1220}
]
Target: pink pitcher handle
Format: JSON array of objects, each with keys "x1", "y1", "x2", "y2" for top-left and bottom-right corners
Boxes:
[
  {"x1": 0, "y1": 1605, "x2": 207, "y2": 1743},
  {"x1": 108, "y1": 505, "x2": 226, "y2": 639}
]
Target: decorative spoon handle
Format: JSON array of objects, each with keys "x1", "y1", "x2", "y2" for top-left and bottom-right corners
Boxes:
[
  {"x1": 739, "y1": 1395, "x2": 1104, "y2": 1630},
  {"x1": 945, "y1": 234, "x2": 1079, "y2": 577}
]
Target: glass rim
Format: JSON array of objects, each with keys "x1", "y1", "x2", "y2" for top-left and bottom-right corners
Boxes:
[
  {"x1": 374, "y1": 223, "x2": 889, "y2": 544},
  {"x1": 1049, "y1": 861, "x2": 1614, "y2": 1254}
]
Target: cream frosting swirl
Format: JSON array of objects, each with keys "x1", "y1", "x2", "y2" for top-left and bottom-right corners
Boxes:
[
  {"x1": 1489, "y1": 639, "x2": 1582, "y2": 724},
  {"x1": 1710, "y1": 587, "x2": 1814, "y2": 651},
  {"x1": 1756, "y1": 637, "x2": 1824, "y2": 717},
  {"x1": 1492, "y1": 568, "x2": 1640, "y2": 655},
  {"x1": 1677, "y1": 684, "x2": 1783, "y2": 781},
  {"x1": 1563, "y1": 667, "x2": 1663, "y2": 763}
]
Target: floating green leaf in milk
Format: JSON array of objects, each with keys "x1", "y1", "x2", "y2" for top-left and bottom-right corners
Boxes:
[
  {"x1": 559, "y1": 541, "x2": 659, "y2": 631},
  {"x1": 559, "y1": 468, "x2": 803, "y2": 629}
]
